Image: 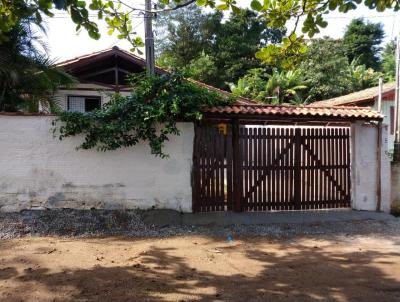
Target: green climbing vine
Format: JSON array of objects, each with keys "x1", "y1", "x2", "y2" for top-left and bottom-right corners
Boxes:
[{"x1": 53, "y1": 73, "x2": 233, "y2": 157}]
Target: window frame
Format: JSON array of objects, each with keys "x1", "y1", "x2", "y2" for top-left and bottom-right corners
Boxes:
[{"x1": 67, "y1": 95, "x2": 102, "y2": 113}]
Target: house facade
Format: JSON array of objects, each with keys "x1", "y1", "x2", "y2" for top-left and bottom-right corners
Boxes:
[
  {"x1": 0, "y1": 47, "x2": 392, "y2": 214},
  {"x1": 54, "y1": 46, "x2": 167, "y2": 112},
  {"x1": 54, "y1": 46, "x2": 252, "y2": 112},
  {"x1": 310, "y1": 83, "x2": 396, "y2": 152}
]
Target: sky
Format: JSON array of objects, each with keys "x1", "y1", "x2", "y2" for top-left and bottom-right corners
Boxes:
[{"x1": 43, "y1": 1, "x2": 400, "y2": 63}]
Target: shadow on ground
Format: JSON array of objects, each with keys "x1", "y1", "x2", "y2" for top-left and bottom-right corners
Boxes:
[{"x1": 1, "y1": 238, "x2": 400, "y2": 302}]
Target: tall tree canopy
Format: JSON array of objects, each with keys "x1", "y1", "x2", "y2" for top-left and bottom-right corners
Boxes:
[
  {"x1": 342, "y1": 18, "x2": 385, "y2": 70},
  {"x1": 156, "y1": 7, "x2": 285, "y2": 89},
  {"x1": 1, "y1": 0, "x2": 399, "y2": 66},
  {"x1": 299, "y1": 38, "x2": 354, "y2": 102},
  {"x1": 381, "y1": 40, "x2": 396, "y2": 81},
  {"x1": 0, "y1": 18, "x2": 75, "y2": 112},
  {"x1": 231, "y1": 35, "x2": 383, "y2": 104},
  {"x1": 155, "y1": 6, "x2": 213, "y2": 68}
]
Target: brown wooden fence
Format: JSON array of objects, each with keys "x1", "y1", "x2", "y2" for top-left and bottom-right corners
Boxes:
[{"x1": 192, "y1": 123, "x2": 351, "y2": 212}]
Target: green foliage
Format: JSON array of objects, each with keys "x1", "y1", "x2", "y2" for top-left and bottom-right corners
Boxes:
[
  {"x1": 0, "y1": 18, "x2": 76, "y2": 112},
  {"x1": 298, "y1": 38, "x2": 383, "y2": 102},
  {"x1": 229, "y1": 69, "x2": 268, "y2": 100},
  {"x1": 233, "y1": 35, "x2": 384, "y2": 104},
  {"x1": 156, "y1": 7, "x2": 285, "y2": 89},
  {"x1": 0, "y1": 0, "x2": 100, "y2": 43},
  {"x1": 199, "y1": 0, "x2": 398, "y2": 67},
  {"x1": 186, "y1": 52, "x2": 218, "y2": 84},
  {"x1": 299, "y1": 38, "x2": 358, "y2": 102},
  {"x1": 342, "y1": 18, "x2": 384, "y2": 70},
  {"x1": 229, "y1": 68, "x2": 307, "y2": 104},
  {"x1": 1, "y1": 0, "x2": 398, "y2": 64},
  {"x1": 155, "y1": 6, "x2": 213, "y2": 68},
  {"x1": 255, "y1": 33, "x2": 307, "y2": 69},
  {"x1": 348, "y1": 59, "x2": 382, "y2": 89},
  {"x1": 53, "y1": 73, "x2": 233, "y2": 157},
  {"x1": 381, "y1": 41, "x2": 396, "y2": 81}
]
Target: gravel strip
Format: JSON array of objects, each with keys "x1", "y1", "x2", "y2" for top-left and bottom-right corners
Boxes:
[{"x1": 1, "y1": 209, "x2": 400, "y2": 240}]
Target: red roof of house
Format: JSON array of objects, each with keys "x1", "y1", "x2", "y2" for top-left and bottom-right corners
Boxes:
[{"x1": 203, "y1": 104, "x2": 383, "y2": 121}]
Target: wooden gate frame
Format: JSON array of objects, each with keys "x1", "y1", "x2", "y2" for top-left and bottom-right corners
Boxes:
[{"x1": 192, "y1": 120, "x2": 352, "y2": 212}]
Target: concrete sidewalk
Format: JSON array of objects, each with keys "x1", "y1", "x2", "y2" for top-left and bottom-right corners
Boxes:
[{"x1": 141, "y1": 209, "x2": 397, "y2": 227}]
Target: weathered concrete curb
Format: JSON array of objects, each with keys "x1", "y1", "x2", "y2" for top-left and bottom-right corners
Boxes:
[{"x1": 141, "y1": 209, "x2": 397, "y2": 227}]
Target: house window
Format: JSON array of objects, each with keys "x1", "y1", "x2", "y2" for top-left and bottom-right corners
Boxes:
[{"x1": 67, "y1": 96, "x2": 101, "y2": 113}]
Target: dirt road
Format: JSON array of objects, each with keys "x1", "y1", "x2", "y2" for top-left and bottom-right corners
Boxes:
[{"x1": 1, "y1": 234, "x2": 400, "y2": 302}]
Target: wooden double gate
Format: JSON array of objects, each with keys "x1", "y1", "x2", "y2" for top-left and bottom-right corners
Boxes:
[{"x1": 192, "y1": 123, "x2": 351, "y2": 212}]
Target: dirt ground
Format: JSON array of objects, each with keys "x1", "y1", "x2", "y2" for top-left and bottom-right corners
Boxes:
[{"x1": 1, "y1": 234, "x2": 400, "y2": 302}]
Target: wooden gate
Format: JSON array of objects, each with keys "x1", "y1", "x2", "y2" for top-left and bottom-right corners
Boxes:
[{"x1": 192, "y1": 123, "x2": 351, "y2": 212}]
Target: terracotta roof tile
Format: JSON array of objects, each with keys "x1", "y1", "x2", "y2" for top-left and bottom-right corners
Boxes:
[{"x1": 202, "y1": 104, "x2": 383, "y2": 120}]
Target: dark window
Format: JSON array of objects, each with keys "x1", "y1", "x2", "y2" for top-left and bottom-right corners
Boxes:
[
  {"x1": 85, "y1": 97, "x2": 101, "y2": 112},
  {"x1": 67, "y1": 96, "x2": 101, "y2": 112}
]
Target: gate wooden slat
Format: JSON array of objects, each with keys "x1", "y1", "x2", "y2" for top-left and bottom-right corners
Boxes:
[
  {"x1": 226, "y1": 126, "x2": 233, "y2": 211},
  {"x1": 243, "y1": 127, "x2": 249, "y2": 211},
  {"x1": 310, "y1": 128, "x2": 315, "y2": 209},
  {"x1": 280, "y1": 128, "x2": 284, "y2": 210},
  {"x1": 253, "y1": 128, "x2": 258, "y2": 211},
  {"x1": 257, "y1": 128, "x2": 261, "y2": 211},
  {"x1": 339, "y1": 128, "x2": 344, "y2": 207},
  {"x1": 290, "y1": 128, "x2": 294, "y2": 209},
  {"x1": 318, "y1": 128, "x2": 323, "y2": 209},
  {"x1": 272, "y1": 128, "x2": 277, "y2": 210}
]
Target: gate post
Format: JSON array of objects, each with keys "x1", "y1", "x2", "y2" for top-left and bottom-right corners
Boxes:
[
  {"x1": 232, "y1": 119, "x2": 242, "y2": 212},
  {"x1": 294, "y1": 128, "x2": 302, "y2": 210}
]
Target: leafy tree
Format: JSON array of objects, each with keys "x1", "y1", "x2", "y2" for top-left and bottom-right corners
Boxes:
[
  {"x1": 229, "y1": 69, "x2": 268, "y2": 100},
  {"x1": 342, "y1": 18, "x2": 384, "y2": 70},
  {"x1": 348, "y1": 59, "x2": 382, "y2": 90},
  {"x1": 381, "y1": 40, "x2": 396, "y2": 81},
  {"x1": 186, "y1": 52, "x2": 219, "y2": 84},
  {"x1": 233, "y1": 36, "x2": 382, "y2": 104},
  {"x1": 0, "y1": 18, "x2": 76, "y2": 112},
  {"x1": 155, "y1": 5, "x2": 213, "y2": 68},
  {"x1": 229, "y1": 68, "x2": 307, "y2": 104},
  {"x1": 2, "y1": 0, "x2": 398, "y2": 66},
  {"x1": 202, "y1": 9, "x2": 284, "y2": 88},
  {"x1": 263, "y1": 69, "x2": 308, "y2": 104},
  {"x1": 298, "y1": 38, "x2": 354, "y2": 102},
  {"x1": 157, "y1": 8, "x2": 284, "y2": 89}
]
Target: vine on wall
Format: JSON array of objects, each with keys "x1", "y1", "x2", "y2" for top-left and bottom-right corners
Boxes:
[{"x1": 53, "y1": 73, "x2": 233, "y2": 157}]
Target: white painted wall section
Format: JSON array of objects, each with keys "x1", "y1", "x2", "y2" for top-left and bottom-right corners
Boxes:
[
  {"x1": 351, "y1": 121, "x2": 391, "y2": 212},
  {"x1": 0, "y1": 116, "x2": 194, "y2": 212}
]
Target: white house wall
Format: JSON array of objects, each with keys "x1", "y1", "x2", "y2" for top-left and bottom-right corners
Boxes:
[{"x1": 0, "y1": 116, "x2": 194, "y2": 212}]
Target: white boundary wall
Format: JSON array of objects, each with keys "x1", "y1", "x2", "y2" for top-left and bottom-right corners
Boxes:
[
  {"x1": 0, "y1": 116, "x2": 194, "y2": 212},
  {"x1": 0, "y1": 116, "x2": 391, "y2": 213},
  {"x1": 351, "y1": 121, "x2": 391, "y2": 212}
]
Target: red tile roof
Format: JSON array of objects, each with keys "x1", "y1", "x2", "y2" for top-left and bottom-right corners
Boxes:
[{"x1": 202, "y1": 104, "x2": 383, "y2": 120}]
